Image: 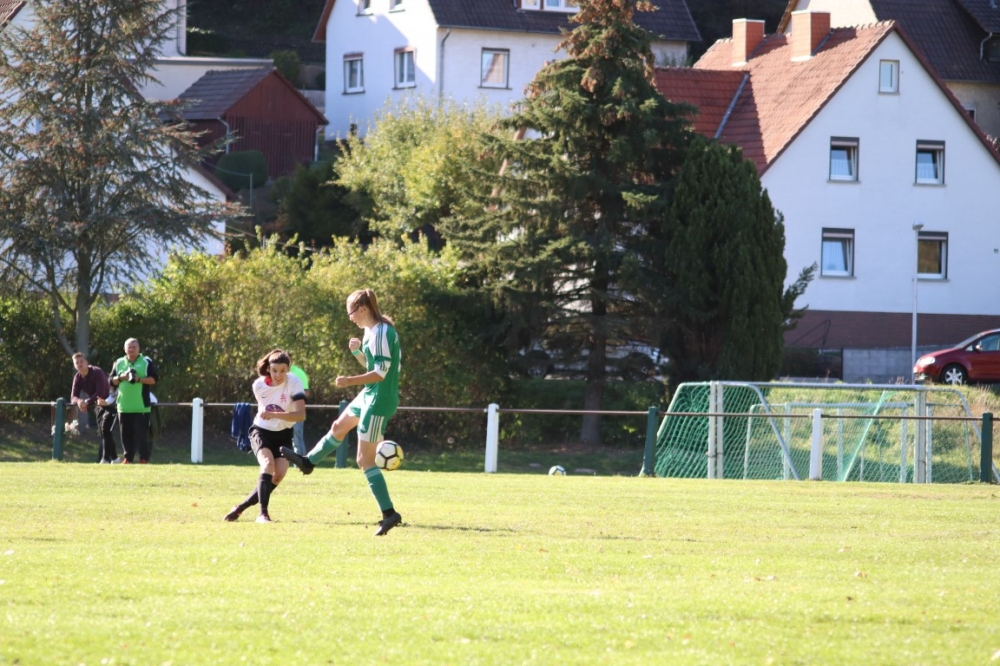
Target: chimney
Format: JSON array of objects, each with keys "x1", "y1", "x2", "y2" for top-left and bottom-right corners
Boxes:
[
  {"x1": 732, "y1": 19, "x2": 765, "y2": 66},
  {"x1": 790, "y1": 11, "x2": 831, "y2": 61}
]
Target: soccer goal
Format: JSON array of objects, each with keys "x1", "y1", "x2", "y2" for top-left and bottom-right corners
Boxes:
[{"x1": 651, "y1": 381, "x2": 999, "y2": 484}]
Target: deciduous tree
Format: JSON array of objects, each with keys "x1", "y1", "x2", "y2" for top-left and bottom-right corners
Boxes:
[{"x1": 0, "y1": 0, "x2": 241, "y2": 358}]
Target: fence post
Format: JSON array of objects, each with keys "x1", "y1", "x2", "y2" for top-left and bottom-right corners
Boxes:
[
  {"x1": 336, "y1": 399, "x2": 348, "y2": 468},
  {"x1": 191, "y1": 398, "x2": 204, "y2": 463},
  {"x1": 809, "y1": 408, "x2": 823, "y2": 480},
  {"x1": 52, "y1": 398, "x2": 65, "y2": 461},
  {"x1": 707, "y1": 381, "x2": 717, "y2": 479},
  {"x1": 981, "y1": 412, "x2": 993, "y2": 483},
  {"x1": 640, "y1": 406, "x2": 658, "y2": 477},
  {"x1": 485, "y1": 403, "x2": 499, "y2": 473}
]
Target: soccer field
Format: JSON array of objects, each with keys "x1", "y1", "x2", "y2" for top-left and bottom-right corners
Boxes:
[{"x1": 1, "y1": 464, "x2": 998, "y2": 665}]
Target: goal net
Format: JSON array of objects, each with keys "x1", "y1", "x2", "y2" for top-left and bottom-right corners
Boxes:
[{"x1": 652, "y1": 382, "x2": 997, "y2": 483}]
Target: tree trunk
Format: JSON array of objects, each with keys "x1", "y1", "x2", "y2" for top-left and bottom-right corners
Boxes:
[{"x1": 580, "y1": 371, "x2": 605, "y2": 444}]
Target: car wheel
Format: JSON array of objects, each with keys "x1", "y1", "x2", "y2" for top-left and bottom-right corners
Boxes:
[{"x1": 940, "y1": 364, "x2": 967, "y2": 385}]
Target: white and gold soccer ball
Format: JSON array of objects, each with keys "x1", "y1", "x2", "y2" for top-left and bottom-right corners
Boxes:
[
  {"x1": 375, "y1": 440, "x2": 404, "y2": 471},
  {"x1": 548, "y1": 465, "x2": 566, "y2": 476}
]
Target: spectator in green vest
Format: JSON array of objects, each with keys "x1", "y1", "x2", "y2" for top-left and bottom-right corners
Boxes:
[
  {"x1": 110, "y1": 338, "x2": 159, "y2": 464},
  {"x1": 289, "y1": 363, "x2": 310, "y2": 455}
]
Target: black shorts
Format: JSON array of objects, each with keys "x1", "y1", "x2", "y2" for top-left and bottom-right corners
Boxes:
[{"x1": 249, "y1": 425, "x2": 293, "y2": 457}]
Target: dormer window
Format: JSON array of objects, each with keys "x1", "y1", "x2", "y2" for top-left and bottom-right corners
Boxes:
[
  {"x1": 987, "y1": 38, "x2": 1000, "y2": 63},
  {"x1": 544, "y1": 0, "x2": 579, "y2": 11},
  {"x1": 518, "y1": 0, "x2": 578, "y2": 11}
]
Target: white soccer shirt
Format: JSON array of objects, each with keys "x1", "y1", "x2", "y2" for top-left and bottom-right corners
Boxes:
[{"x1": 252, "y1": 374, "x2": 306, "y2": 431}]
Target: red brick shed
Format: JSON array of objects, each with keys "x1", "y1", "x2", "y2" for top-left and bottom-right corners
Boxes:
[{"x1": 176, "y1": 67, "x2": 328, "y2": 179}]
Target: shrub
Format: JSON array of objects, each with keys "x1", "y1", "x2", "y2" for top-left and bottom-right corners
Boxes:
[
  {"x1": 216, "y1": 150, "x2": 268, "y2": 191},
  {"x1": 271, "y1": 50, "x2": 301, "y2": 86}
]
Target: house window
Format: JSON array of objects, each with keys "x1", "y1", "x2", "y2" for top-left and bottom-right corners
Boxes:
[
  {"x1": 395, "y1": 49, "x2": 415, "y2": 88},
  {"x1": 917, "y1": 231, "x2": 948, "y2": 279},
  {"x1": 358, "y1": 0, "x2": 371, "y2": 14},
  {"x1": 821, "y1": 228, "x2": 854, "y2": 277},
  {"x1": 964, "y1": 104, "x2": 977, "y2": 122},
  {"x1": 829, "y1": 137, "x2": 859, "y2": 181},
  {"x1": 481, "y1": 49, "x2": 509, "y2": 88},
  {"x1": 344, "y1": 54, "x2": 364, "y2": 93},
  {"x1": 390, "y1": 0, "x2": 404, "y2": 9},
  {"x1": 544, "y1": 0, "x2": 579, "y2": 11},
  {"x1": 878, "y1": 60, "x2": 898, "y2": 93},
  {"x1": 521, "y1": 0, "x2": 541, "y2": 8},
  {"x1": 987, "y1": 38, "x2": 1000, "y2": 63},
  {"x1": 915, "y1": 141, "x2": 945, "y2": 185}
]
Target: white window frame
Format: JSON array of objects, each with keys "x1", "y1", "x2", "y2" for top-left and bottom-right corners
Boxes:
[
  {"x1": 390, "y1": 0, "x2": 404, "y2": 10},
  {"x1": 917, "y1": 231, "x2": 948, "y2": 279},
  {"x1": 915, "y1": 140, "x2": 945, "y2": 185},
  {"x1": 394, "y1": 48, "x2": 416, "y2": 88},
  {"x1": 343, "y1": 54, "x2": 364, "y2": 93},
  {"x1": 521, "y1": 0, "x2": 541, "y2": 8},
  {"x1": 480, "y1": 48, "x2": 510, "y2": 89},
  {"x1": 829, "y1": 137, "x2": 859, "y2": 182},
  {"x1": 878, "y1": 60, "x2": 899, "y2": 93},
  {"x1": 358, "y1": 0, "x2": 371, "y2": 14},
  {"x1": 821, "y1": 228, "x2": 854, "y2": 277},
  {"x1": 544, "y1": 0, "x2": 579, "y2": 11}
]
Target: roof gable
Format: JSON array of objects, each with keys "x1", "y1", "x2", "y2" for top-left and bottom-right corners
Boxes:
[
  {"x1": 176, "y1": 67, "x2": 327, "y2": 124},
  {"x1": 779, "y1": 0, "x2": 1000, "y2": 83},
  {"x1": 313, "y1": 0, "x2": 701, "y2": 43},
  {"x1": 660, "y1": 20, "x2": 1000, "y2": 174}
]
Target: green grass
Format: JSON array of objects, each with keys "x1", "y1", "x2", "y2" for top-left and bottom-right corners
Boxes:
[{"x1": 1, "y1": 464, "x2": 998, "y2": 665}]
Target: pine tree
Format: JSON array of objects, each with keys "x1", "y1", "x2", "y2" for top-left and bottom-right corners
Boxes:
[
  {"x1": 445, "y1": 0, "x2": 692, "y2": 443},
  {"x1": 657, "y1": 135, "x2": 796, "y2": 387},
  {"x1": 0, "y1": 0, "x2": 241, "y2": 358}
]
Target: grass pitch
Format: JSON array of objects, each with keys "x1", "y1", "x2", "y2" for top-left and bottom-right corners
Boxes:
[{"x1": 1, "y1": 463, "x2": 998, "y2": 665}]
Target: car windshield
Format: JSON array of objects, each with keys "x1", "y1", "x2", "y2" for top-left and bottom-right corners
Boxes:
[{"x1": 958, "y1": 331, "x2": 1000, "y2": 350}]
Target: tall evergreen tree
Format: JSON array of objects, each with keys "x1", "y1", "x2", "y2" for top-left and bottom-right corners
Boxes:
[
  {"x1": 0, "y1": 0, "x2": 241, "y2": 358},
  {"x1": 445, "y1": 0, "x2": 693, "y2": 443},
  {"x1": 656, "y1": 135, "x2": 805, "y2": 387}
]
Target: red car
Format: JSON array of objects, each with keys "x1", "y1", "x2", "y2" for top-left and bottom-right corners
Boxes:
[{"x1": 913, "y1": 329, "x2": 1000, "y2": 385}]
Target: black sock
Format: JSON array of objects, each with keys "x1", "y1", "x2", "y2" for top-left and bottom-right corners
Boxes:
[
  {"x1": 237, "y1": 489, "x2": 259, "y2": 513},
  {"x1": 258, "y1": 473, "x2": 274, "y2": 516},
  {"x1": 382, "y1": 507, "x2": 395, "y2": 518}
]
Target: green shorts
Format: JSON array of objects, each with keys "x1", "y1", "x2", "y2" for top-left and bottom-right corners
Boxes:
[{"x1": 346, "y1": 393, "x2": 395, "y2": 444}]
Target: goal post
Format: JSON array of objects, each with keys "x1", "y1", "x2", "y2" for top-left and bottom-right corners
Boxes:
[{"x1": 650, "y1": 381, "x2": 996, "y2": 484}]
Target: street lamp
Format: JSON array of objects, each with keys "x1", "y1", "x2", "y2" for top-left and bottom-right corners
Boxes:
[{"x1": 911, "y1": 222, "x2": 924, "y2": 383}]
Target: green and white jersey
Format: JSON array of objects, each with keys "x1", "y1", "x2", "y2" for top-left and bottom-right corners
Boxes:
[{"x1": 361, "y1": 321, "x2": 400, "y2": 417}]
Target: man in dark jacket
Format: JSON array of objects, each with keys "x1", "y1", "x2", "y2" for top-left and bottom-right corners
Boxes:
[{"x1": 71, "y1": 352, "x2": 118, "y2": 463}]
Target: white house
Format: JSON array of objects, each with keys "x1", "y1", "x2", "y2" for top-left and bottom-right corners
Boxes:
[
  {"x1": 656, "y1": 12, "x2": 1000, "y2": 381},
  {"x1": 313, "y1": 0, "x2": 701, "y2": 138}
]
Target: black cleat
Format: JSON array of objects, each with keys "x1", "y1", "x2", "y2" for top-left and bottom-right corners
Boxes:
[
  {"x1": 280, "y1": 446, "x2": 314, "y2": 474},
  {"x1": 374, "y1": 511, "x2": 402, "y2": 537},
  {"x1": 223, "y1": 506, "x2": 243, "y2": 522}
]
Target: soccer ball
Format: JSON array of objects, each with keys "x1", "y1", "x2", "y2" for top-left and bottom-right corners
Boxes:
[
  {"x1": 548, "y1": 465, "x2": 566, "y2": 476},
  {"x1": 375, "y1": 440, "x2": 404, "y2": 471}
]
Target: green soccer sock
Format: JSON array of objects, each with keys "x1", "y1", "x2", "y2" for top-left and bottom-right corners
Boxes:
[
  {"x1": 307, "y1": 432, "x2": 342, "y2": 464},
  {"x1": 364, "y1": 467, "x2": 393, "y2": 512}
]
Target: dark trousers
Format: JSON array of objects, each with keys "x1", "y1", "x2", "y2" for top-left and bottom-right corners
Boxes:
[
  {"x1": 119, "y1": 412, "x2": 150, "y2": 462},
  {"x1": 95, "y1": 406, "x2": 118, "y2": 462}
]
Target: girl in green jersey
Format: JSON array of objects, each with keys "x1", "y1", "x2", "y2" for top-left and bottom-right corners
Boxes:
[{"x1": 283, "y1": 289, "x2": 403, "y2": 536}]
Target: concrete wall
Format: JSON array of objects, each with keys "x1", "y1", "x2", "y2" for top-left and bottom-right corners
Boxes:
[{"x1": 842, "y1": 346, "x2": 941, "y2": 383}]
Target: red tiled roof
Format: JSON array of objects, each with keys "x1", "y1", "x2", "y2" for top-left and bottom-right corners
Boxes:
[
  {"x1": 658, "y1": 20, "x2": 1000, "y2": 174},
  {"x1": 0, "y1": 1, "x2": 24, "y2": 29},
  {"x1": 653, "y1": 67, "x2": 746, "y2": 138},
  {"x1": 691, "y1": 23, "x2": 897, "y2": 174},
  {"x1": 779, "y1": 0, "x2": 1000, "y2": 84}
]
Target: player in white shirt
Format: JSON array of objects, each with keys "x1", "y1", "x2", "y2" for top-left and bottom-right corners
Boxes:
[{"x1": 224, "y1": 349, "x2": 306, "y2": 523}]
